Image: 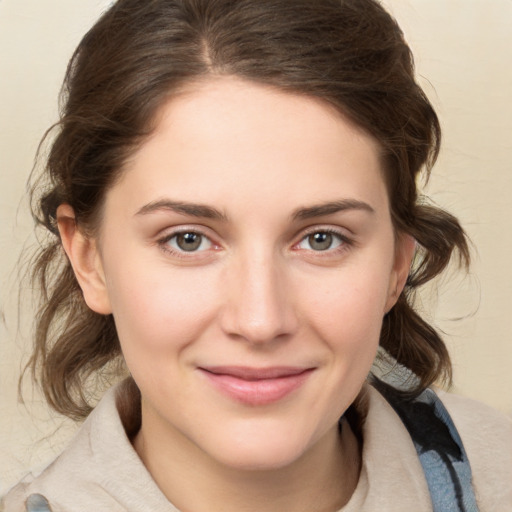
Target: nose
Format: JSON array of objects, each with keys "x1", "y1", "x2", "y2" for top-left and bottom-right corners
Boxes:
[{"x1": 219, "y1": 250, "x2": 298, "y2": 345}]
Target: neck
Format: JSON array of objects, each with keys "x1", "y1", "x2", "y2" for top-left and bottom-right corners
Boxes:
[{"x1": 133, "y1": 412, "x2": 361, "y2": 512}]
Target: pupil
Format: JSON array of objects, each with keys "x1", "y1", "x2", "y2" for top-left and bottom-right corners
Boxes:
[
  {"x1": 177, "y1": 233, "x2": 201, "y2": 251},
  {"x1": 309, "y1": 232, "x2": 332, "y2": 251}
]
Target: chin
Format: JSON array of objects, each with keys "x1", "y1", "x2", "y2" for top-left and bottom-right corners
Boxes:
[{"x1": 203, "y1": 422, "x2": 315, "y2": 472}]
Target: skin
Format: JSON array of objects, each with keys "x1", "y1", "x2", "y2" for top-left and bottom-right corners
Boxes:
[{"x1": 58, "y1": 77, "x2": 414, "y2": 512}]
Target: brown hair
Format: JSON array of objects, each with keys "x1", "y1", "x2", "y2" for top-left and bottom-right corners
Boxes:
[{"x1": 26, "y1": 0, "x2": 469, "y2": 420}]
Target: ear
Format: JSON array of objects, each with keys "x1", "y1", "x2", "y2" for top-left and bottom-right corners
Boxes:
[
  {"x1": 57, "y1": 204, "x2": 112, "y2": 315},
  {"x1": 384, "y1": 233, "x2": 416, "y2": 314}
]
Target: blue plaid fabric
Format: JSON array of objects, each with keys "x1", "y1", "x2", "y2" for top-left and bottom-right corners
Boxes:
[{"x1": 374, "y1": 379, "x2": 479, "y2": 512}]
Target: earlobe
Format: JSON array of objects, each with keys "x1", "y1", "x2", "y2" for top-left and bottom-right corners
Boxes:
[
  {"x1": 384, "y1": 234, "x2": 416, "y2": 313},
  {"x1": 57, "y1": 204, "x2": 112, "y2": 315}
]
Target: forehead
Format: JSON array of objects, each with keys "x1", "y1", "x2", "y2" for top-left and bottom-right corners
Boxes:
[{"x1": 113, "y1": 77, "x2": 388, "y2": 216}]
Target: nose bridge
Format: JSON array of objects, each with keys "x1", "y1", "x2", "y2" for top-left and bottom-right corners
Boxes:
[{"x1": 220, "y1": 245, "x2": 297, "y2": 343}]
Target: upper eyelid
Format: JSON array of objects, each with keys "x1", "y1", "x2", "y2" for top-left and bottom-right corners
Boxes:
[
  {"x1": 160, "y1": 230, "x2": 210, "y2": 242},
  {"x1": 157, "y1": 224, "x2": 216, "y2": 239},
  {"x1": 156, "y1": 229, "x2": 220, "y2": 259},
  {"x1": 154, "y1": 224, "x2": 353, "y2": 247},
  {"x1": 296, "y1": 225, "x2": 352, "y2": 240},
  {"x1": 156, "y1": 226, "x2": 219, "y2": 249},
  {"x1": 292, "y1": 226, "x2": 355, "y2": 252}
]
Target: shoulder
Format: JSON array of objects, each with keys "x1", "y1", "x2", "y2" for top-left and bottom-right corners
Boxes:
[
  {"x1": 366, "y1": 380, "x2": 512, "y2": 511},
  {"x1": 3, "y1": 385, "x2": 137, "y2": 512},
  {"x1": 2, "y1": 387, "x2": 121, "y2": 512},
  {"x1": 438, "y1": 388, "x2": 512, "y2": 443},
  {"x1": 2, "y1": 382, "x2": 175, "y2": 512},
  {"x1": 437, "y1": 390, "x2": 512, "y2": 510}
]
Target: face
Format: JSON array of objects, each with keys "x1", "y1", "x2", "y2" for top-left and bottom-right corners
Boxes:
[{"x1": 65, "y1": 77, "x2": 412, "y2": 471}]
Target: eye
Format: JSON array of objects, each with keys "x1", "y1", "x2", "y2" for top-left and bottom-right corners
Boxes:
[
  {"x1": 165, "y1": 231, "x2": 213, "y2": 252},
  {"x1": 296, "y1": 231, "x2": 346, "y2": 251}
]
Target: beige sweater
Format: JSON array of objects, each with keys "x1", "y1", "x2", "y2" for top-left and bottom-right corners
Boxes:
[{"x1": 3, "y1": 383, "x2": 512, "y2": 512}]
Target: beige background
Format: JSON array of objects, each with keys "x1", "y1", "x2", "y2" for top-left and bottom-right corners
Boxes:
[{"x1": 1, "y1": 0, "x2": 511, "y2": 494}]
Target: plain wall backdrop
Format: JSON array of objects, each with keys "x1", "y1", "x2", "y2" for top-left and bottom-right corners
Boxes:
[{"x1": 1, "y1": 0, "x2": 511, "y2": 493}]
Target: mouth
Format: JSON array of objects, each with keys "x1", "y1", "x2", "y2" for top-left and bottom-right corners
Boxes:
[{"x1": 198, "y1": 366, "x2": 315, "y2": 406}]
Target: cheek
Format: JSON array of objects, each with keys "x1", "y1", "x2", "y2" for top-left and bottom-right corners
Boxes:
[
  {"x1": 301, "y1": 257, "x2": 394, "y2": 396},
  {"x1": 104, "y1": 258, "x2": 221, "y2": 357},
  {"x1": 307, "y1": 262, "x2": 393, "y2": 340}
]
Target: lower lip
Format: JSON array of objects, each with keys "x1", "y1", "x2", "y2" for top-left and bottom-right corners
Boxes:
[{"x1": 200, "y1": 369, "x2": 314, "y2": 406}]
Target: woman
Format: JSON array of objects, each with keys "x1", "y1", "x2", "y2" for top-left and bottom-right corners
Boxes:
[{"x1": 3, "y1": 0, "x2": 511, "y2": 511}]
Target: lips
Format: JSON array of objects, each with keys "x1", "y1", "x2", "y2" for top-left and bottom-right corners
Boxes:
[{"x1": 198, "y1": 366, "x2": 315, "y2": 405}]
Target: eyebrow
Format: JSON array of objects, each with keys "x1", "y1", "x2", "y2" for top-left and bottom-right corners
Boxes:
[
  {"x1": 135, "y1": 199, "x2": 228, "y2": 221},
  {"x1": 135, "y1": 198, "x2": 374, "y2": 222},
  {"x1": 292, "y1": 199, "x2": 375, "y2": 221}
]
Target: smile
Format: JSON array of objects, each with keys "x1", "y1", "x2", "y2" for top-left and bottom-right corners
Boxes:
[{"x1": 198, "y1": 366, "x2": 315, "y2": 406}]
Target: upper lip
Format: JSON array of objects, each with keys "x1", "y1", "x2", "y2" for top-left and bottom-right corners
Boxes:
[{"x1": 199, "y1": 366, "x2": 313, "y2": 380}]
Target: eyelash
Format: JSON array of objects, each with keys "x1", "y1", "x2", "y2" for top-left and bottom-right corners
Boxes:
[
  {"x1": 156, "y1": 226, "x2": 353, "y2": 259},
  {"x1": 294, "y1": 227, "x2": 353, "y2": 255},
  {"x1": 157, "y1": 228, "x2": 218, "y2": 259}
]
